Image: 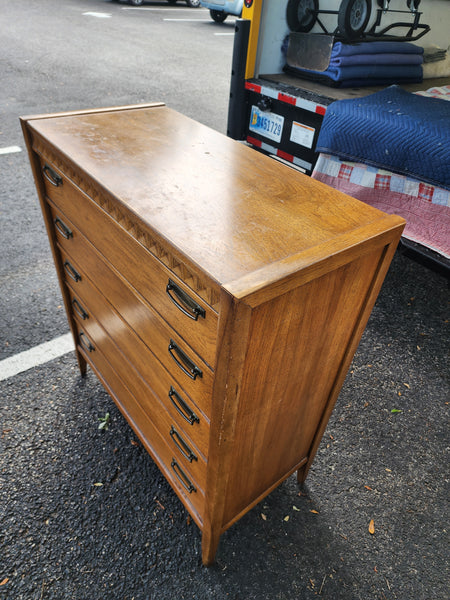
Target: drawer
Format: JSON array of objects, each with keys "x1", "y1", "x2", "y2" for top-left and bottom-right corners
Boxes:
[
  {"x1": 58, "y1": 241, "x2": 214, "y2": 420},
  {"x1": 72, "y1": 321, "x2": 205, "y2": 523},
  {"x1": 40, "y1": 158, "x2": 218, "y2": 367}
]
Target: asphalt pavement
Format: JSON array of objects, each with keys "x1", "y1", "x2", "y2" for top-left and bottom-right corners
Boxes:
[{"x1": 1, "y1": 1, "x2": 449, "y2": 599}]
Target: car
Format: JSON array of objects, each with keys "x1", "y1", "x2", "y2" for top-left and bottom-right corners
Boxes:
[
  {"x1": 127, "y1": 0, "x2": 201, "y2": 7},
  {"x1": 200, "y1": 0, "x2": 243, "y2": 22}
]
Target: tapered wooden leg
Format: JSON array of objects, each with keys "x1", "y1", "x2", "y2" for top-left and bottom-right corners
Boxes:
[
  {"x1": 297, "y1": 462, "x2": 309, "y2": 484},
  {"x1": 76, "y1": 350, "x2": 87, "y2": 376},
  {"x1": 201, "y1": 526, "x2": 221, "y2": 566}
]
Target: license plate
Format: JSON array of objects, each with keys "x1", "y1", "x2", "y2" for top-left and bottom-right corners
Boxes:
[{"x1": 249, "y1": 106, "x2": 284, "y2": 143}]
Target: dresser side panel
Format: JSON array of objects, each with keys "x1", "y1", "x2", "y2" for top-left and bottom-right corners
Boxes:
[{"x1": 221, "y1": 245, "x2": 388, "y2": 526}]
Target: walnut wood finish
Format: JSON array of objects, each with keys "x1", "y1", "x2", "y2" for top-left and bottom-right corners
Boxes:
[{"x1": 21, "y1": 104, "x2": 405, "y2": 566}]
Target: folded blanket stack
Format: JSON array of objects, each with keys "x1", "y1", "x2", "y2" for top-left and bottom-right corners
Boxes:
[{"x1": 285, "y1": 41, "x2": 424, "y2": 88}]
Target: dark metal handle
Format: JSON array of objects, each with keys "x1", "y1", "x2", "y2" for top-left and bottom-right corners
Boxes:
[
  {"x1": 63, "y1": 260, "x2": 81, "y2": 282},
  {"x1": 168, "y1": 340, "x2": 202, "y2": 380},
  {"x1": 79, "y1": 331, "x2": 95, "y2": 353},
  {"x1": 43, "y1": 164, "x2": 63, "y2": 187},
  {"x1": 166, "y1": 279, "x2": 205, "y2": 321},
  {"x1": 54, "y1": 216, "x2": 72, "y2": 239},
  {"x1": 170, "y1": 426, "x2": 197, "y2": 462},
  {"x1": 169, "y1": 386, "x2": 199, "y2": 425},
  {"x1": 72, "y1": 298, "x2": 88, "y2": 320},
  {"x1": 171, "y1": 459, "x2": 196, "y2": 494}
]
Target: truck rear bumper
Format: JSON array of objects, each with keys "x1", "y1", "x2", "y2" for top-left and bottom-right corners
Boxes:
[{"x1": 243, "y1": 77, "x2": 332, "y2": 174}]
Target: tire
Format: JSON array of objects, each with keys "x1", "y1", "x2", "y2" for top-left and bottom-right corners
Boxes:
[
  {"x1": 338, "y1": 0, "x2": 372, "y2": 40},
  {"x1": 129, "y1": 0, "x2": 144, "y2": 5},
  {"x1": 286, "y1": 0, "x2": 318, "y2": 33},
  {"x1": 210, "y1": 9, "x2": 228, "y2": 22},
  {"x1": 186, "y1": 0, "x2": 201, "y2": 6}
]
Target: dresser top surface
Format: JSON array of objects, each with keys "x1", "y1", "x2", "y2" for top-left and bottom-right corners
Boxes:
[{"x1": 26, "y1": 104, "x2": 403, "y2": 297}]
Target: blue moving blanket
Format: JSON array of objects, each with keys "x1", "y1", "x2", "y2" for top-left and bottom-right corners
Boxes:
[
  {"x1": 316, "y1": 85, "x2": 450, "y2": 188},
  {"x1": 330, "y1": 41, "x2": 424, "y2": 56},
  {"x1": 283, "y1": 65, "x2": 422, "y2": 87},
  {"x1": 312, "y1": 64, "x2": 422, "y2": 82},
  {"x1": 285, "y1": 40, "x2": 423, "y2": 88},
  {"x1": 330, "y1": 54, "x2": 423, "y2": 66}
]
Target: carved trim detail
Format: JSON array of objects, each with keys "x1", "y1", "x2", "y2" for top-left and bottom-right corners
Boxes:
[{"x1": 32, "y1": 135, "x2": 220, "y2": 310}]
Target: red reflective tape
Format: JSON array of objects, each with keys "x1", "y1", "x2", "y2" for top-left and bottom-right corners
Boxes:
[
  {"x1": 247, "y1": 135, "x2": 262, "y2": 148},
  {"x1": 277, "y1": 149, "x2": 294, "y2": 163},
  {"x1": 315, "y1": 105, "x2": 327, "y2": 116},
  {"x1": 278, "y1": 92, "x2": 296, "y2": 105},
  {"x1": 245, "y1": 81, "x2": 262, "y2": 94}
]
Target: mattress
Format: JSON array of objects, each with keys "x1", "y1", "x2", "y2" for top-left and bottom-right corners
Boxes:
[{"x1": 312, "y1": 153, "x2": 450, "y2": 259}]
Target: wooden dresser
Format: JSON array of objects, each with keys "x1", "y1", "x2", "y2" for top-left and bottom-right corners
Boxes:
[{"x1": 21, "y1": 103, "x2": 404, "y2": 565}]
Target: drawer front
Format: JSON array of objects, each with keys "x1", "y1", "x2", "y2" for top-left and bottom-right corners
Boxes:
[
  {"x1": 40, "y1": 158, "x2": 218, "y2": 367},
  {"x1": 58, "y1": 240, "x2": 214, "y2": 420},
  {"x1": 73, "y1": 321, "x2": 205, "y2": 523}
]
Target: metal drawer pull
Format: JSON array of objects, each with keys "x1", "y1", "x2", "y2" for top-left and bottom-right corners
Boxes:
[
  {"x1": 42, "y1": 164, "x2": 63, "y2": 187},
  {"x1": 168, "y1": 339, "x2": 202, "y2": 380},
  {"x1": 54, "y1": 216, "x2": 73, "y2": 239},
  {"x1": 169, "y1": 386, "x2": 199, "y2": 425},
  {"x1": 166, "y1": 278, "x2": 205, "y2": 321},
  {"x1": 63, "y1": 260, "x2": 81, "y2": 282},
  {"x1": 170, "y1": 426, "x2": 197, "y2": 462},
  {"x1": 79, "y1": 331, "x2": 95, "y2": 353},
  {"x1": 72, "y1": 298, "x2": 88, "y2": 320},
  {"x1": 171, "y1": 459, "x2": 196, "y2": 494}
]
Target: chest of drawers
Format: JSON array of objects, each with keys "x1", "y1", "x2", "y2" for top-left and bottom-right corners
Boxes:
[{"x1": 21, "y1": 103, "x2": 404, "y2": 565}]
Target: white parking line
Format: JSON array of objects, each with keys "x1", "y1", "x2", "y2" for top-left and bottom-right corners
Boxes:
[
  {"x1": 0, "y1": 146, "x2": 22, "y2": 155},
  {"x1": 122, "y1": 6, "x2": 206, "y2": 10},
  {"x1": 83, "y1": 12, "x2": 112, "y2": 18},
  {"x1": 163, "y1": 18, "x2": 210, "y2": 21},
  {"x1": 0, "y1": 333, "x2": 74, "y2": 382},
  {"x1": 214, "y1": 32, "x2": 235, "y2": 36}
]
